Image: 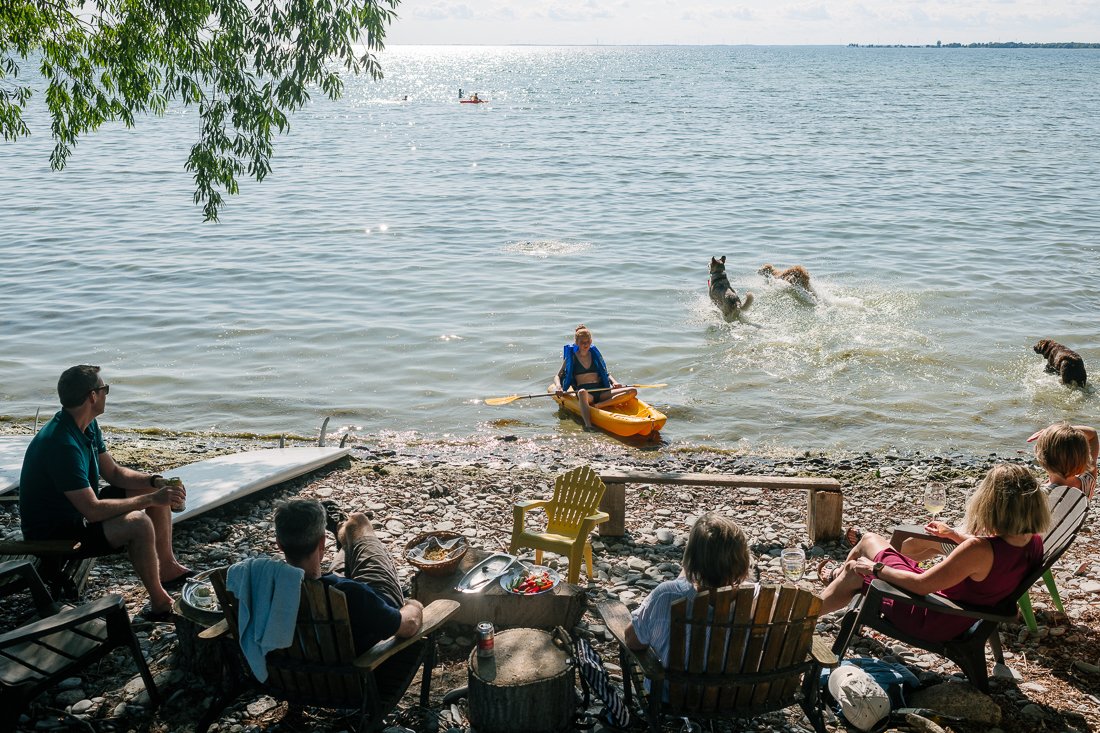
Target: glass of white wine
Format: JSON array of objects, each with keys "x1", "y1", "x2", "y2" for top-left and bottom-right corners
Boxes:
[
  {"x1": 924, "y1": 482, "x2": 947, "y2": 521},
  {"x1": 781, "y1": 547, "x2": 806, "y2": 583}
]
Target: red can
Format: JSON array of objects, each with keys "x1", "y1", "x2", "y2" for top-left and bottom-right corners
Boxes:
[{"x1": 476, "y1": 621, "x2": 495, "y2": 658}]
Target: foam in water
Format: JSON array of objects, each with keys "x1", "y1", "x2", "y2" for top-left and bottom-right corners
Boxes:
[{"x1": 502, "y1": 240, "x2": 592, "y2": 258}]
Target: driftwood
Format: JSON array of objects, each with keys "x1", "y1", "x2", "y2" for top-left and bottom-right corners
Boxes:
[
  {"x1": 467, "y1": 628, "x2": 574, "y2": 733},
  {"x1": 597, "y1": 470, "x2": 844, "y2": 543}
]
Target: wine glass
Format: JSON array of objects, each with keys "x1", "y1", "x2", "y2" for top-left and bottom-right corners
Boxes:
[
  {"x1": 924, "y1": 482, "x2": 947, "y2": 522},
  {"x1": 781, "y1": 547, "x2": 806, "y2": 583}
]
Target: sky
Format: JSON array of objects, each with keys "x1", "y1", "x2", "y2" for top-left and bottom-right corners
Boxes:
[{"x1": 384, "y1": 0, "x2": 1100, "y2": 46}]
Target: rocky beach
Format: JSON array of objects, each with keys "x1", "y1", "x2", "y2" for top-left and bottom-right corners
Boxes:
[{"x1": 1, "y1": 426, "x2": 1098, "y2": 733}]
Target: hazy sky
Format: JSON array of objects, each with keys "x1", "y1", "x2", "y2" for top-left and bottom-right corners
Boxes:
[{"x1": 385, "y1": 1, "x2": 1100, "y2": 46}]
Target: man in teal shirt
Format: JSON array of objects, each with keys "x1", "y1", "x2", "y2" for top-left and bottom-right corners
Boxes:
[{"x1": 20, "y1": 365, "x2": 191, "y2": 621}]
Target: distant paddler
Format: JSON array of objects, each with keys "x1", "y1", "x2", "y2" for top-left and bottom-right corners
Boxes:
[{"x1": 552, "y1": 324, "x2": 636, "y2": 431}]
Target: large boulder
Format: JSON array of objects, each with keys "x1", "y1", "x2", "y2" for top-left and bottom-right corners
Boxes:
[{"x1": 909, "y1": 680, "x2": 1002, "y2": 725}]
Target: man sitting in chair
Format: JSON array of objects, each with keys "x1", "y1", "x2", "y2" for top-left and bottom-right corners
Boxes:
[
  {"x1": 20, "y1": 364, "x2": 191, "y2": 621},
  {"x1": 275, "y1": 499, "x2": 424, "y2": 653}
]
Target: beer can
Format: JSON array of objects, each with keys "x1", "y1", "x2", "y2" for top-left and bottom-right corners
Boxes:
[
  {"x1": 166, "y1": 477, "x2": 186, "y2": 513},
  {"x1": 476, "y1": 621, "x2": 495, "y2": 658}
]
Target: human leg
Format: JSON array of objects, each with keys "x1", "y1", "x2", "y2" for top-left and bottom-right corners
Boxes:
[
  {"x1": 340, "y1": 513, "x2": 404, "y2": 609},
  {"x1": 593, "y1": 387, "x2": 637, "y2": 408},
  {"x1": 576, "y1": 388, "x2": 595, "y2": 429},
  {"x1": 105, "y1": 484, "x2": 190, "y2": 583},
  {"x1": 819, "y1": 532, "x2": 891, "y2": 614},
  {"x1": 102, "y1": 511, "x2": 174, "y2": 613}
]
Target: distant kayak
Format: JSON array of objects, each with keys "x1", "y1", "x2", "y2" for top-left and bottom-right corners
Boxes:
[
  {"x1": 552, "y1": 390, "x2": 667, "y2": 437},
  {"x1": 460, "y1": 99, "x2": 488, "y2": 104}
]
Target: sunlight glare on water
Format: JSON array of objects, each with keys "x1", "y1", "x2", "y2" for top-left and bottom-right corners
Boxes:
[{"x1": 1, "y1": 46, "x2": 1098, "y2": 454}]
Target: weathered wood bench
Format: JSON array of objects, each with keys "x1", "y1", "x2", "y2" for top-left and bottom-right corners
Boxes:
[
  {"x1": 597, "y1": 470, "x2": 843, "y2": 544},
  {"x1": 0, "y1": 539, "x2": 96, "y2": 601}
]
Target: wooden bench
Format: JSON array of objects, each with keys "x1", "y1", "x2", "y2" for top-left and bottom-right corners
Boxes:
[
  {"x1": 0, "y1": 539, "x2": 96, "y2": 601},
  {"x1": 597, "y1": 470, "x2": 843, "y2": 544}
]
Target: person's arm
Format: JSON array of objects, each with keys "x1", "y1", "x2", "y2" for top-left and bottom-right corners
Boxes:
[
  {"x1": 554, "y1": 359, "x2": 567, "y2": 394},
  {"x1": 1075, "y1": 425, "x2": 1099, "y2": 473},
  {"x1": 395, "y1": 599, "x2": 424, "y2": 638},
  {"x1": 624, "y1": 622, "x2": 647, "y2": 650},
  {"x1": 850, "y1": 537, "x2": 993, "y2": 596},
  {"x1": 65, "y1": 484, "x2": 176, "y2": 524}
]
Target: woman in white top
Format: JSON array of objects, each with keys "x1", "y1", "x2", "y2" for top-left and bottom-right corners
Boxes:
[{"x1": 626, "y1": 512, "x2": 751, "y2": 666}]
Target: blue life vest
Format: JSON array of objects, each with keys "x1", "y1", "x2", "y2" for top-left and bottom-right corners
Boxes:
[{"x1": 561, "y1": 343, "x2": 610, "y2": 392}]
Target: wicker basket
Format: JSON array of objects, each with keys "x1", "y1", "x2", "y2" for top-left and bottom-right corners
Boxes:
[{"x1": 404, "y1": 531, "x2": 468, "y2": 576}]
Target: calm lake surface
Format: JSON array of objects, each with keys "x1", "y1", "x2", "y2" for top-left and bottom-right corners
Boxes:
[{"x1": 1, "y1": 46, "x2": 1098, "y2": 454}]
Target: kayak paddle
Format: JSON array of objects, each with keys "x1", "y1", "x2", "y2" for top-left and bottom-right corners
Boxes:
[{"x1": 485, "y1": 384, "x2": 668, "y2": 406}]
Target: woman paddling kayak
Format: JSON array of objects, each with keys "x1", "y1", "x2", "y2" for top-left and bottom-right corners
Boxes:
[{"x1": 552, "y1": 324, "x2": 637, "y2": 431}]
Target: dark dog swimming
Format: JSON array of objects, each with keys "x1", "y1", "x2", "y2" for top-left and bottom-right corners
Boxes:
[
  {"x1": 1034, "y1": 339, "x2": 1087, "y2": 387},
  {"x1": 709, "y1": 256, "x2": 753, "y2": 321}
]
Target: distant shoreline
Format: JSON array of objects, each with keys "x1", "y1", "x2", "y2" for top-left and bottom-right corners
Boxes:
[{"x1": 850, "y1": 41, "x2": 1100, "y2": 48}]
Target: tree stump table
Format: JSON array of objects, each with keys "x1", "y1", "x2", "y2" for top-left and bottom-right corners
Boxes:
[
  {"x1": 468, "y1": 628, "x2": 574, "y2": 733},
  {"x1": 411, "y1": 548, "x2": 586, "y2": 630}
]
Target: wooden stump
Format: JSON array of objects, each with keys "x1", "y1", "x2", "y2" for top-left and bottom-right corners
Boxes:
[
  {"x1": 173, "y1": 599, "x2": 229, "y2": 684},
  {"x1": 468, "y1": 628, "x2": 574, "y2": 733}
]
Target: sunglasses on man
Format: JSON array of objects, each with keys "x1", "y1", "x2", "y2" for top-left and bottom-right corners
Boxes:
[{"x1": 89, "y1": 384, "x2": 110, "y2": 396}]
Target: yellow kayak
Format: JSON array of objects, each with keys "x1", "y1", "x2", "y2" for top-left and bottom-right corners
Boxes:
[{"x1": 552, "y1": 390, "x2": 667, "y2": 437}]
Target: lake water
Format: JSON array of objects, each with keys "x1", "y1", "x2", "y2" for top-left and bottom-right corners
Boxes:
[{"x1": 1, "y1": 46, "x2": 1097, "y2": 454}]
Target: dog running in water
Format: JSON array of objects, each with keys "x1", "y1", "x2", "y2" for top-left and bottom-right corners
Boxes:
[
  {"x1": 758, "y1": 263, "x2": 815, "y2": 294},
  {"x1": 1034, "y1": 339, "x2": 1087, "y2": 387},
  {"x1": 709, "y1": 256, "x2": 753, "y2": 321}
]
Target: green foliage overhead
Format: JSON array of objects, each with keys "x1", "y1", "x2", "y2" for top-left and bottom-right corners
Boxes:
[{"x1": 0, "y1": 0, "x2": 399, "y2": 221}]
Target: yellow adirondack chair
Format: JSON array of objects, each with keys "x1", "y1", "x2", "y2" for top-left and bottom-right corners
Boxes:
[{"x1": 509, "y1": 465, "x2": 609, "y2": 584}]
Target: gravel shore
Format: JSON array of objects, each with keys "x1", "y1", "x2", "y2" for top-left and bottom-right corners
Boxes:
[{"x1": 1, "y1": 427, "x2": 1097, "y2": 733}]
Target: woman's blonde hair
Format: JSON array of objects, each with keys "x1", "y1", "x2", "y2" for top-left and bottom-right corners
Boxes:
[
  {"x1": 574, "y1": 324, "x2": 592, "y2": 342},
  {"x1": 963, "y1": 463, "x2": 1051, "y2": 537},
  {"x1": 1034, "y1": 422, "x2": 1091, "y2": 478},
  {"x1": 682, "y1": 512, "x2": 750, "y2": 589}
]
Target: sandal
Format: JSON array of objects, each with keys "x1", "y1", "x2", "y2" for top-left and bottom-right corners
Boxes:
[
  {"x1": 843, "y1": 526, "x2": 864, "y2": 549},
  {"x1": 817, "y1": 559, "x2": 842, "y2": 585},
  {"x1": 161, "y1": 569, "x2": 197, "y2": 591},
  {"x1": 136, "y1": 603, "x2": 174, "y2": 623},
  {"x1": 321, "y1": 500, "x2": 348, "y2": 550}
]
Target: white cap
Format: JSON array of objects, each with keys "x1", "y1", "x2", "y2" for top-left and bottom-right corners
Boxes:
[{"x1": 827, "y1": 665, "x2": 890, "y2": 732}]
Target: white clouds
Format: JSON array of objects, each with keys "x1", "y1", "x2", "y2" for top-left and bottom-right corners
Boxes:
[{"x1": 388, "y1": 0, "x2": 1100, "y2": 45}]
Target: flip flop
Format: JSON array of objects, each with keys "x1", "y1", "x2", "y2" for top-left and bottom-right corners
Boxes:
[
  {"x1": 817, "y1": 559, "x2": 842, "y2": 585},
  {"x1": 843, "y1": 526, "x2": 864, "y2": 549},
  {"x1": 321, "y1": 500, "x2": 349, "y2": 550},
  {"x1": 136, "y1": 603, "x2": 174, "y2": 623},
  {"x1": 161, "y1": 569, "x2": 197, "y2": 590}
]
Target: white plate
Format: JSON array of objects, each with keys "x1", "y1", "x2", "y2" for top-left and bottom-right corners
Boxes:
[{"x1": 500, "y1": 564, "x2": 562, "y2": 595}]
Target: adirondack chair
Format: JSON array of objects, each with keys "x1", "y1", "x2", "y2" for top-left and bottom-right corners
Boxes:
[
  {"x1": 832, "y1": 485, "x2": 1089, "y2": 692},
  {"x1": 598, "y1": 584, "x2": 836, "y2": 733},
  {"x1": 198, "y1": 567, "x2": 460, "y2": 733},
  {"x1": 509, "y1": 465, "x2": 609, "y2": 584},
  {"x1": 0, "y1": 559, "x2": 160, "y2": 729},
  {"x1": 0, "y1": 538, "x2": 96, "y2": 601}
]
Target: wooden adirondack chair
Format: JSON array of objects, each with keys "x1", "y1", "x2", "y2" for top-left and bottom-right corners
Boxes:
[
  {"x1": 599, "y1": 584, "x2": 836, "y2": 733},
  {"x1": 198, "y1": 567, "x2": 460, "y2": 733},
  {"x1": 0, "y1": 538, "x2": 96, "y2": 601},
  {"x1": 0, "y1": 559, "x2": 160, "y2": 729},
  {"x1": 832, "y1": 485, "x2": 1089, "y2": 692},
  {"x1": 510, "y1": 465, "x2": 609, "y2": 584}
]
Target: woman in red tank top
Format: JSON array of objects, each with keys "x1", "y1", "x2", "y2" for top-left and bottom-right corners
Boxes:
[{"x1": 819, "y1": 464, "x2": 1050, "y2": 642}]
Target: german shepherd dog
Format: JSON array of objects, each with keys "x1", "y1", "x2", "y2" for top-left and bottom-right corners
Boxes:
[
  {"x1": 709, "y1": 256, "x2": 753, "y2": 321},
  {"x1": 1034, "y1": 339, "x2": 1087, "y2": 387}
]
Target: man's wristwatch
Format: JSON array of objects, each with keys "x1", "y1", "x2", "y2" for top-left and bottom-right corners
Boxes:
[
  {"x1": 149, "y1": 474, "x2": 163, "y2": 488},
  {"x1": 871, "y1": 561, "x2": 885, "y2": 578}
]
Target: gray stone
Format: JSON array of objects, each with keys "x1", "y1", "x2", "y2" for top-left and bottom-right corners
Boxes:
[
  {"x1": 57, "y1": 677, "x2": 83, "y2": 691},
  {"x1": 55, "y1": 689, "x2": 85, "y2": 706},
  {"x1": 70, "y1": 699, "x2": 95, "y2": 715},
  {"x1": 1020, "y1": 704, "x2": 1045, "y2": 720},
  {"x1": 909, "y1": 680, "x2": 1001, "y2": 725},
  {"x1": 655, "y1": 528, "x2": 674, "y2": 544},
  {"x1": 991, "y1": 663, "x2": 1022, "y2": 681}
]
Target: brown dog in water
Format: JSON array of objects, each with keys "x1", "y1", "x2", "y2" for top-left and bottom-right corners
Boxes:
[
  {"x1": 1034, "y1": 339, "x2": 1087, "y2": 387},
  {"x1": 758, "y1": 263, "x2": 814, "y2": 293},
  {"x1": 709, "y1": 256, "x2": 753, "y2": 321}
]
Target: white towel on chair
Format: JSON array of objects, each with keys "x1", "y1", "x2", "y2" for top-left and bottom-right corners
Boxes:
[{"x1": 227, "y1": 556, "x2": 304, "y2": 682}]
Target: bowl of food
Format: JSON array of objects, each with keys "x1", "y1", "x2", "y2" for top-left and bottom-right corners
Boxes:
[
  {"x1": 500, "y1": 564, "x2": 561, "y2": 595},
  {"x1": 404, "y1": 531, "x2": 468, "y2": 576},
  {"x1": 180, "y1": 569, "x2": 223, "y2": 623}
]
